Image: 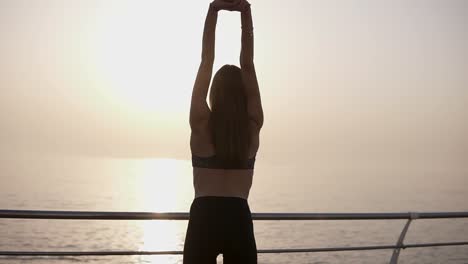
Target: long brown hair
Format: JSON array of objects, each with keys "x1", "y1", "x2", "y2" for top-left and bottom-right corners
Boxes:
[{"x1": 209, "y1": 64, "x2": 250, "y2": 166}]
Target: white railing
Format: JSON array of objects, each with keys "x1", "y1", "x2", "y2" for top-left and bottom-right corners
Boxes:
[{"x1": 1, "y1": 210, "x2": 467, "y2": 264}]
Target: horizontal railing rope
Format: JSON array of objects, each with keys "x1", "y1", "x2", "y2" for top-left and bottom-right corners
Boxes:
[
  {"x1": 2, "y1": 210, "x2": 468, "y2": 220},
  {"x1": 1, "y1": 209, "x2": 467, "y2": 262},
  {"x1": 1, "y1": 242, "x2": 468, "y2": 256}
]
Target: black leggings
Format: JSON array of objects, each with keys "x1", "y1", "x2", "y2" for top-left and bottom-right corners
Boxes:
[{"x1": 183, "y1": 196, "x2": 257, "y2": 264}]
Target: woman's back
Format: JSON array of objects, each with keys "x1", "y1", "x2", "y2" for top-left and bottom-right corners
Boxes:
[{"x1": 191, "y1": 123, "x2": 260, "y2": 199}]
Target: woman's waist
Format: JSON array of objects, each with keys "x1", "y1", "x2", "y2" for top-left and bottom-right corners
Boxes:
[
  {"x1": 193, "y1": 172, "x2": 253, "y2": 199},
  {"x1": 194, "y1": 189, "x2": 251, "y2": 200},
  {"x1": 193, "y1": 179, "x2": 252, "y2": 199},
  {"x1": 190, "y1": 195, "x2": 251, "y2": 216}
]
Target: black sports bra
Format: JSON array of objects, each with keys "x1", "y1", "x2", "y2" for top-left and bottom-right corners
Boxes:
[{"x1": 192, "y1": 154, "x2": 256, "y2": 170}]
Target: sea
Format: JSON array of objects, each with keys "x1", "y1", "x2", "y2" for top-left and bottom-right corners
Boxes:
[{"x1": 0, "y1": 153, "x2": 467, "y2": 264}]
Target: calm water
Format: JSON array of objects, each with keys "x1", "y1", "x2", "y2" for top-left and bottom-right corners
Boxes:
[{"x1": 0, "y1": 153, "x2": 467, "y2": 264}]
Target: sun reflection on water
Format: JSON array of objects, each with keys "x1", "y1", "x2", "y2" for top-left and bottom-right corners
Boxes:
[{"x1": 132, "y1": 158, "x2": 192, "y2": 264}]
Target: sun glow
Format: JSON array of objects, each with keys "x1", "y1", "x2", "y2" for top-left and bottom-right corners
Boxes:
[
  {"x1": 89, "y1": 1, "x2": 242, "y2": 115},
  {"x1": 91, "y1": 1, "x2": 195, "y2": 114}
]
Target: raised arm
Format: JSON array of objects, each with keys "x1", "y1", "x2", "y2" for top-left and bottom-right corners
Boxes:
[
  {"x1": 189, "y1": 4, "x2": 218, "y2": 130},
  {"x1": 240, "y1": 2, "x2": 264, "y2": 129}
]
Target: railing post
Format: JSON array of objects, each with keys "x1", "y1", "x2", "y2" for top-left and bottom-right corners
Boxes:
[{"x1": 389, "y1": 212, "x2": 418, "y2": 264}]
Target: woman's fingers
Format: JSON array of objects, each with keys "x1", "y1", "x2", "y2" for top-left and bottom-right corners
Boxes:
[
  {"x1": 223, "y1": 0, "x2": 250, "y2": 12},
  {"x1": 232, "y1": 0, "x2": 250, "y2": 12},
  {"x1": 211, "y1": 0, "x2": 242, "y2": 11},
  {"x1": 221, "y1": 0, "x2": 242, "y2": 8}
]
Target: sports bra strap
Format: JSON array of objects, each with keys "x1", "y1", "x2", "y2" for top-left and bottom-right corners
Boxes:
[{"x1": 192, "y1": 154, "x2": 256, "y2": 170}]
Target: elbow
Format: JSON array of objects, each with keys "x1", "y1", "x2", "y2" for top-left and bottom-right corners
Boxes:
[
  {"x1": 201, "y1": 55, "x2": 214, "y2": 66},
  {"x1": 241, "y1": 60, "x2": 254, "y2": 71},
  {"x1": 251, "y1": 116, "x2": 264, "y2": 130},
  {"x1": 249, "y1": 110, "x2": 264, "y2": 129},
  {"x1": 257, "y1": 112, "x2": 264, "y2": 128}
]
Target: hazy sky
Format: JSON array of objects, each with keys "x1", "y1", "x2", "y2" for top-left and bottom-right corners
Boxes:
[{"x1": 1, "y1": 0, "x2": 467, "y2": 167}]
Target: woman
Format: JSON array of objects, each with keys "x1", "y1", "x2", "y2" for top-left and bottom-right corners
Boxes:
[{"x1": 183, "y1": 0, "x2": 263, "y2": 263}]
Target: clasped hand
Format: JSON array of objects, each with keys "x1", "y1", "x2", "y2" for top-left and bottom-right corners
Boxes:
[{"x1": 210, "y1": 0, "x2": 250, "y2": 12}]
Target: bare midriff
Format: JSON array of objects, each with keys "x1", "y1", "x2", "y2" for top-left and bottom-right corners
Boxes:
[{"x1": 193, "y1": 167, "x2": 254, "y2": 200}]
